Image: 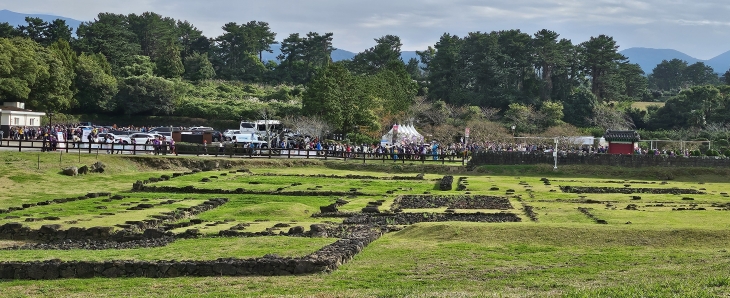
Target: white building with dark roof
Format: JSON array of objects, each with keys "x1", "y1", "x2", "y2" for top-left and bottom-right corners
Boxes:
[{"x1": 0, "y1": 102, "x2": 45, "y2": 137}]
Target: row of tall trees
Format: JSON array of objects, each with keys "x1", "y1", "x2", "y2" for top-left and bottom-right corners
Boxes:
[
  {"x1": 0, "y1": 37, "x2": 114, "y2": 114},
  {"x1": 649, "y1": 59, "x2": 720, "y2": 91},
  {"x1": 4, "y1": 12, "x2": 730, "y2": 137},
  {"x1": 418, "y1": 31, "x2": 648, "y2": 109},
  {"x1": 410, "y1": 30, "x2": 657, "y2": 131},
  {"x1": 0, "y1": 14, "x2": 419, "y2": 133},
  {"x1": 1, "y1": 13, "x2": 341, "y2": 86}
]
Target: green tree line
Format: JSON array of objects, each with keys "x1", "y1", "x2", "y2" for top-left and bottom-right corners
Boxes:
[{"x1": 2, "y1": 12, "x2": 730, "y2": 138}]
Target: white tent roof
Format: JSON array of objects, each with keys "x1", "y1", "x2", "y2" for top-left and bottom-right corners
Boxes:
[{"x1": 380, "y1": 124, "x2": 424, "y2": 145}]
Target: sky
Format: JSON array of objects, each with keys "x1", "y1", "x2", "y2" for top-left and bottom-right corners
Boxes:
[{"x1": 2, "y1": 0, "x2": 730, "y2": 59}]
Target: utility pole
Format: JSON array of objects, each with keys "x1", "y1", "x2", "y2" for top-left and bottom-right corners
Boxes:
[{"x1": 553, "y1": 137, "x2": 558, "y2": 170}]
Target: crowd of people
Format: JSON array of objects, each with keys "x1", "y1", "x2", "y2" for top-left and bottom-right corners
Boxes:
[
  {"x1": 1, "y1": 124, "x2": 705, "y2": 159},
  {"x1": 268, "y1": 137, "x2": 474, "y2": 161},
  {"x1": 1, "y1": 124, "x2": 177, "y2": 155}
]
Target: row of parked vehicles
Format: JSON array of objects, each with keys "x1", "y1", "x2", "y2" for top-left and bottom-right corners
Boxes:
[
  {"x1": 86, "y1": 126, "x2": 220, "y2": 144},
  {"x1": 77, "y1": 120, "x2": 285, "y2": 147}
]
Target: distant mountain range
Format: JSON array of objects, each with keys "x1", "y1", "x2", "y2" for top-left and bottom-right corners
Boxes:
[
  {"x1": 619, "y1": 47, "x2": 730, "y2": 74},
  {"x1": 0, "y1": 9, "x2": 82, "y2": 34},
  {"x1": 3, "y1": 9, "x2": 729, "y2": 74},
  {"x1": 260, "y1": 44, "x2": 420, "y2": 64}
]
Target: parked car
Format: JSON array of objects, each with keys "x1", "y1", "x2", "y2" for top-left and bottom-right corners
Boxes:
[
  {"x1": 190, "y1": 126, "x2": 214, "y2": 131},
  {"x1": 157, "y1": 132, "x2": 173, "y2": 138},
  {"x1": 223, "y1": 129, "x2": 240, "y2": 141},
  {"x1": 230, "y1": 133, "x2": 268, "y2": 148},
  {"x1": 211, "y1": 131, "x2": 224, "y2": 142},
  {"x1": 109, "y1": 130, "x2": 134, "y2": 136},
  {"x1": 117, "y1": 133, "x2": 164, "y2": 145},
  {"x1": 96, "y1": 132, "x2": 119, "y2": 142}
]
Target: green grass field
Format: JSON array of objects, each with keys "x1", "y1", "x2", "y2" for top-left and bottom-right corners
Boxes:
[
  {"x1": 1, "y1": 152, "x2": 730, "y2": 297},
  {"x1": 631, "y1": 101, "x2": 665, "y2": 111}
]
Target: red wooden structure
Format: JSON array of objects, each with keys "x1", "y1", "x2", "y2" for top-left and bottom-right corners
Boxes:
[{"x1": 604, "y1": 130, "x2": 640, "y2": 154}]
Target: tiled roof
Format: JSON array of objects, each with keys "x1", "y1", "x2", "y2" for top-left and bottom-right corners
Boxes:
[{"x1": 604, "y1": 130, "x2": 640, "y2": 142}]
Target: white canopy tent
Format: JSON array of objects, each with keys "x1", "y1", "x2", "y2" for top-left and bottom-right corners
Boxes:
[{"x1": 380, "y1": 124, "x2": 424, "y2": 145}]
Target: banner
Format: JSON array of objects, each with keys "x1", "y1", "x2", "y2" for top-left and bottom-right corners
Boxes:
[
  {"x1": 81, "y1": 129, "x2": 91, "y2": 143},
  {"x1": 56, "y1": 132, "x2": 65, "y2": 149}
]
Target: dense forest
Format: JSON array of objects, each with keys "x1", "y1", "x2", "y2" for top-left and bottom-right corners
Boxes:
[{"x1": 2, "y1": 12, "x2": 730, "y2": 145}]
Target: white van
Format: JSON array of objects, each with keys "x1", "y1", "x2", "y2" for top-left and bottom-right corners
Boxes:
[
  {"x1": 231, "y1": 133, "x2": 268, "y2": 148},
  {"x1": 240, "y1": 120, "x2": 282, "y2": 136}
]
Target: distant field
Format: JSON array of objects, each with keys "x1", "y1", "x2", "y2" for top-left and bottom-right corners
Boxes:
[
  {"x1": 632, "y1": 101, "x2": 665, "y2": 110},
  {"x1": 1, "y1": 152, "x2": 730, "y2": 297}
]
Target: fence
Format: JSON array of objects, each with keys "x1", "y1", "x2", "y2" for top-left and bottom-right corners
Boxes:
[
  {"x1": 0, "y1": 139, "x2": 468, "y2": 165},
  {"x1": 468, "y1": 151, "x2": 730, "y2": 168}
]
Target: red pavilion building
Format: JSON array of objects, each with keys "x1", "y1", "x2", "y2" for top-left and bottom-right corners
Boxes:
[{"x1": 604, "y1": 130, "x2": 640, "y2": 154}]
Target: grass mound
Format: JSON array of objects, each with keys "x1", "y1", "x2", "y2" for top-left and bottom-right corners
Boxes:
[
  {"x1": 0, "y1": 237, "x2": 334, "y2": 262},
  {"x1": 475, "y1": 164, "x2": 730, "y2": 181},
  {"x1": 393, "y1": 222, "x2": 730, "y2": 248},
  {"x1": 231, "y1": 202, "x2": 314, "y2": 219}
]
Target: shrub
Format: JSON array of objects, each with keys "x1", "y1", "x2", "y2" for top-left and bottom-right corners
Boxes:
[
  {"x1": 705, "y1": 149, "x2": 720, "y2": 157},
  {"x1": 724, "y1": 149, "x2": 730, "y2": 157}
]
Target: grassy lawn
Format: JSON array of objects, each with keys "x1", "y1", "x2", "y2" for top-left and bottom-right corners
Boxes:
[
  {"x1": 0, "y1": 237, "x2": 333, "y2": 262},
  {"x1": 151, "y1": 170, "x2": 440, "y2": 195},
  {"x1": 1, "y1": 152, "x2": 730, "y2": 297},
  {"x1": 0, "y1": 152, "x2": 173, "y2": 208},
  {"x1": 2, "y1": 223, "x2": 729, "y2": 297},
  {"x1": 632, "y1": 101, "x2": 665, "y2": 110}
]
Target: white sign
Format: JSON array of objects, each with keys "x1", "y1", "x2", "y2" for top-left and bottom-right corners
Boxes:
[
  {"x1": 56, "y1": 132, "x2": 65, "y2": 149},
  {"x1": 465, "y1": 127, "x2": 470, "y2": 138},
  {"x1": 82, "y1": 129, "x2": 91, "y2": 142}
]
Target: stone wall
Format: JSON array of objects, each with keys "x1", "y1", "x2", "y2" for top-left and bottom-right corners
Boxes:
[
  {"x1": 0, "y1": 192, "x2": 112, "y2": 215},
  {"x1": 468, "y1": 151, "x2": 730, "y2": 168},
  {"x1": 132, "y1": 183, "x2": 366, "y2": 196},
  {"x1": 392, "y1": 195, "x2": 513, "y2": 210},
  {"x1": 0, "y1": 198, "x2": 228, "y2": 242},
  {"x1": 0, "y1": 227, "x2": 382, "y2": 279},
  {"x1": 344, "y1": 212, "x2": 521, "y2": 225}
]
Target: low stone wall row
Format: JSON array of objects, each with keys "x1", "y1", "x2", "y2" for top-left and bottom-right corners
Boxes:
[
  {"x1": 343, "y1": 212, "x2": 521, "y2": 225},
  {"x1": 577, "y1": 207, "x2": 607, "y2": 224},
  {"x1": 0, "y1": 192, "x2": 112, "y2": 214},
  {"x1": 132, "y1": 184, "x2": 368, "y2": 196},
  {"x1": 0, "y1": 198, "x2": 229, "y2": 242},
  {"x1": 0, "y1": 227, "x2": 383, "y2": 280},
  {"x1": 252, "y1": 173, "x2": 425, "y2": 180},
  {"x1": 392, "y1": 195, "x2": 514, "y2": 210},
  {"x1": 468, "y1": 151, "x2": 730, "y2": 168},
  {"x1": 2, "y1": 237, "x2": 177, "y2": 250},
  {"x1": 138, "y1": 168, "x2": 250, "y2": 186},
  {"x1": 560, "y1": 186, "x2": 705, "y2": 195}
]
